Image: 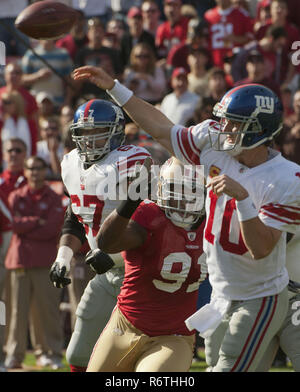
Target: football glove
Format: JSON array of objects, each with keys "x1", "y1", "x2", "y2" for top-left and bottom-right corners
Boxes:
[
  {"x1": 85, "y1": 249, "x2": 115, "y2": 274},
  {"x1": 49, "y1": 261, "x2": 71, "y2": 288},
  {"x1": 288, "y1": 279, "x2": 300, "y2": 294}
]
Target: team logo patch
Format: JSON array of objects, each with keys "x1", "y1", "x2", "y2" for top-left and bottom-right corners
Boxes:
[
  {"x1": 80, "y1": 176, "x2": 85, "y2": 190},
  {"x1": 209, "y1": 165, "x2": 221, "y2": 178},
  {"x1": 187, "y1": 232, "x2": 196, "y2": 241},
  {"x1": 254, "y1": 95, "x2": 274, "y2": 114}
]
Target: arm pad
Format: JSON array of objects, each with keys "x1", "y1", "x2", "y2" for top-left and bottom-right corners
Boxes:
[
  {"x1": 85, "y1": 249, "x2": 115, "y2": 274},
  {"x1": 61, "y1": 203, "x2": 86, "y2": 244}
]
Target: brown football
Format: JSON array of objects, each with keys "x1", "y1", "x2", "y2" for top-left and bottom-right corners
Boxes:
[{"x1": 15, "y1": 1, "x2": 79, "y2": 40}]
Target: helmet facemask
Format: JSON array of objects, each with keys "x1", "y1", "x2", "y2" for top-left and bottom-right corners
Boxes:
[
  {"x1": 70, "y1": 119, "x2": 125, "y2": 164},
  {"x1": 208, "y1": 102, "x2": 264, "y2": 155},
  {"x1": 157, "y1": 178, "x2": 205, "y2": 229}
]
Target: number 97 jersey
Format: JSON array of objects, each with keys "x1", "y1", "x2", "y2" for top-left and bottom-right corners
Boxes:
[
  {"x1": 117, "y1": 200, "x2": 207, "y2": 337},
  {"x1": 61, "y1": 145, "x2": 152, "y2": 250}
]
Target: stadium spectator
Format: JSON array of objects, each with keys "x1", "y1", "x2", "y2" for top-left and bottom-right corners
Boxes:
[
  {"x1": 21, "y1": 39, "x2": 73, "y2": 108},
  {"x1": 280, "y1": 86, "x2": 294, "y2": 117},
  {"x1": 255, "y1": 0, "x2": 300, "y2": 50},
  {"x1": 120, "y1": 7, "x2": 156, "y2": 68},
  {"x1": 204, "y1": 0, "x2": 254, "y2": 67},
  {"x1": 141, "y1": 0, "x2": 162, "y2": 37},
  {"x1": 72, "y1": 0, "x2": 110, "y2": 25},
  {"x1": 166, "y1": 18, "x2": 210, "y2": 74},
  {"x1": 56, "y1": 10, "x2": 88, "y2": 61},
  {"x1": 0, "y1": 91, "x2": 32, "y2": 157},
  {"x1": 4, "y1": 156, "x2": 64, "y2": 370},
  {"x1": 234, "y1": 49, "x2": 281, "y2": 98},
  {"x1": 0, "y1": 138, "x2": 27, "y2": 197},
  {"x1": 36, "y1": 92, "x2": 58, "y2": 130},
  {"x1": 0, "y1": 63, "x2": 38, "y2": 155},
  {"x1": 75, "y1": 17, "x2": 123, "y2": 100},
  {"x1": 124, "y1": 122, "x2": 140, "y2": 145},
  {"x1": 123, "y1": 43, "x2": 167, "y2": 104},
  {"x1": 110, "y1": 0, "x2": 143, "y2": 16},
  {"x1": 254, "y1": 0, "x2": 271, "y2": 32},
  {"x1": 37, "y1": 118, "x2": 64, "y2": 180},
  {"x1": 106, "y1": 17, "x2": 126, "y2": 50},
  {"x1": 275, "y1": 89, "x2": 300, "y2": 165},
  {"x1": 0, "y1": 0, "x2": 30, "y2": 58},
  {"x1": 205, "y1": 67, "x2": 229, "y2": 101},
  {"x1": 156, "y1": 0, "x2": 189, "y2": 59},
  {"x1": 160, "y1": 67, "x2": 199, "y2": 126},
  {"x1": 0, "y1": 187, "x2": 12, "y2": 372},
  {"x1": 186, "y1": 97, "x2": 216, "y2": 127},
  {"x1": 261, "y1": 26, "x2": 295, "y2": 86},
  {"x1": 187, "y1": 46, "x2": 211, "y2": 96}
]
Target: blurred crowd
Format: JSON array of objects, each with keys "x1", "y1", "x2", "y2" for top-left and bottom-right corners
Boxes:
[{"x1": 0, "y1": 0, "x2": 299, "y2": 370}]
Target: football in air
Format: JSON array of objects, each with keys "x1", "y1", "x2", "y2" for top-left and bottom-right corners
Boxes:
[{"x1": 15, "y1": 0, "x2": 79, "y2": 40}]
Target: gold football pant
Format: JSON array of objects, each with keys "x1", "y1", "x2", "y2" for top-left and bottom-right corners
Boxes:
[{"x1": 87, "y1": 306, "x2": 195, "y2": 372}]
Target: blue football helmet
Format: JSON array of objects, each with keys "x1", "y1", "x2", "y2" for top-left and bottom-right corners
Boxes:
[
  {"x1": 70, "y1": 99, "x2": 125, "y2": 163},
  {"x1": 208, "y1": 84, "x2": 283, "y2": 155}
]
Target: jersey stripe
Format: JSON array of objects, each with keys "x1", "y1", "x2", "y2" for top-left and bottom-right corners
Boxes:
[
  {"x1": 244, "y1": 295, "x2": 278, "y2": 372},
  {"x1": 260, "y1": 211, "x2": 300, "y2": 225},
  {"x1": 177, "y1": 128, "x2": 200, "y2": 165},
  {"x1": 83, "y1": 99, "x2": 96, "y2": 117},
  {"x1": 260, "y1": 204, "x2": 300, "y2": 219},
  {"x1": 176, "y1": 129, "x2": 194, "y2": 164},
  {"x1": 230, "y1": 295, "x2": 277, "y2": 372}
]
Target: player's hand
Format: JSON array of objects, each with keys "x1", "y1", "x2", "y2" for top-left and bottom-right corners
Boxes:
[
  {"x1": 206, "y1": 174, "x2": 249, "y2": 200},
  {"x1": 85, "y1": 249, "x2": 115, "y2": 274},
  {"x1": 72, "y1": 66, "x2": 115, "y2": 90},
  {"x1": 49, "y1": 261, "x2": 71, "y2": 288}
]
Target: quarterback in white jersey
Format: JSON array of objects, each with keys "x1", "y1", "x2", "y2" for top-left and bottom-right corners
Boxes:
[
  {"x1": 49, "y1": 99, "x2": 151, "y2": 372},
  {"x1": 72, "y1": 66, "x2": 300, "y2": 371}
]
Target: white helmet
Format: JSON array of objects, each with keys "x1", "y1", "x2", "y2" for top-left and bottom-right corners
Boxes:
[{"x1": 157, "y1": 157, "x2": 205, "y2": 229}]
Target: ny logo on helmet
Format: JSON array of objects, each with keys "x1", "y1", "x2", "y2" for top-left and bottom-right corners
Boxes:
[
  {"x1": 78, "y1": 109, "x2": 94, "y2": 125},
  {"x1": 254, "y1": 95, "x2": 274, "y2": 114}
]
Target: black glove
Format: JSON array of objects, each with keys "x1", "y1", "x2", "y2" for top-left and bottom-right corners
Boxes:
[
  {"x1": 49, "y1": 262, "x2": 71, "y2": 288},
  {"x1": 85, "y1": 249, "x2": 115, "y2": 274},
  {"x1": 288, "y1": 279, "x2": 300, "y2": 294}
]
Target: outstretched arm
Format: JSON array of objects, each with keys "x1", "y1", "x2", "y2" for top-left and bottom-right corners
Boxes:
[
  {"x1": 72, "y1": 66, "x2": 175, "y2": 155},
  {"x1": 97, "y1": 210, "x2": 147, "y2": 254}
]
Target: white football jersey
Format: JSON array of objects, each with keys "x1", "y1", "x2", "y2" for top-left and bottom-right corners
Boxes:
[
  {"x1": 61, "y1": 145, "x2": 151, "y2": 251},
  {"x1": 171, "y1": 119, "x2": 300, "y2": 300}
]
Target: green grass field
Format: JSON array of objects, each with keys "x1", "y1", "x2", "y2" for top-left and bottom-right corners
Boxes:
[{"x1": 11, "y1": 350, "x2": 293, "y2": 372}]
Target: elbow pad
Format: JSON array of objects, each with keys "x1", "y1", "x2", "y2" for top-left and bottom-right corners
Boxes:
[
  {"x1": 61, "y1": 204, "x2": 86, "y2": 244},
  {"x1": 85, "y1": 249, "x2": 115, "y2": 274}
]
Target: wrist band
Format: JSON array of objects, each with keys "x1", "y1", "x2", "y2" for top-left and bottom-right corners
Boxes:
[
  {"x1": 236, "y1": 196, "x2": 258, "y2": 222},
  {"x1": 55, "y1": 245, "x2": 73, "y2": 269},
  {"x1": 106, "y1": 80, "x2": 133, "y2": 107},
  {"x1": 116, "y1": 199, "x2": 142, "y2": 219}
]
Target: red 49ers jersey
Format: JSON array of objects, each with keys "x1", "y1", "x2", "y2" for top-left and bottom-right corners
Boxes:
[
  {"x1": 117, "y1": 200, "x2": 207, "y2": 336},
  {"x1": 204, "y1": 6, "x2": 253, "y2": 67},
  {"x1": 61, "y1": 145, "x2": 151, "y2": 250}
]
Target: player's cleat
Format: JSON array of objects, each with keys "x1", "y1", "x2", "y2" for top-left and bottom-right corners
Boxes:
[
  {"x1": 36, "y1": 354, "x2": 52, "y2": 367},
  {"x1": 5, "y1": 357, "x2": 22, "y2": 369}
]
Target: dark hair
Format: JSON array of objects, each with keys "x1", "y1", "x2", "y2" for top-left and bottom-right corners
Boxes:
[
  {"x1": 4, "y1": 137, "x2": 27, "y2": 150},
  {"x1": 25, "y1": 156, "x2": 47, "y2": 169},
  {"x1": 266, "y1": 25, "x2": 287, "y2": 40},
  {"x1": 208, "y1": 67, "x2": 226, "y2": 80}
]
